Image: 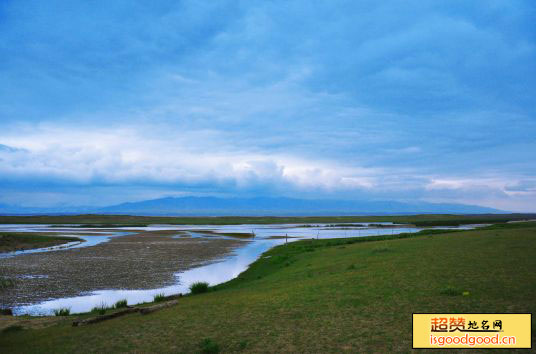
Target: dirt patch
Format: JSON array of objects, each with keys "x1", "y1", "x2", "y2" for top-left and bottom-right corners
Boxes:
[{"x1": 0, "y1": 230, "x2": 243, "y2": 309}]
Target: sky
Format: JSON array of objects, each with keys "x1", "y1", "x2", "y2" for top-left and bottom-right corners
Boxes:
[{"x1": 0, "y1": 0, "x2": 535, "y2": 211}]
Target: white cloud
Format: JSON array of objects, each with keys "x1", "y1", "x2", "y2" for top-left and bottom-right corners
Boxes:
[{"x1": 0, "y1": 123, "x2": 380, "y2": 193}]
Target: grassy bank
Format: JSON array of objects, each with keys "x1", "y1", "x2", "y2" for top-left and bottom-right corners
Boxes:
[
  {"x1": 0, "y1": 213, "x2": 535, "y2": 226},
  {"x1": 1, "y1": 222, "x2": 535, "y2": 352},
  {"x1": 0, "y1": 233, "x2": 81, "y2": 253}
]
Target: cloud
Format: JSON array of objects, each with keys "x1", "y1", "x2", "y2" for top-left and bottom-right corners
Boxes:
[
  {"x1": 505, "y1": 180, "x2": 536, "y2": 193},
  {"x1": 0, "y1": 144, "x2": 25, "y2": 153},
  {"x1": 0, "y1": 124, "x2": 377, "y2": 191},
  {"x1": 0, "y1": 122, "x2": 531, "y2": 211},
  {"x1": 0, "y1": 1, "x2": 535, "y2": 211}
]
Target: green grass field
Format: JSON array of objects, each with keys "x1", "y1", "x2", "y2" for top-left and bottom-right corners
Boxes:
[
  {"x1": 1, "y1": 222, "x2": 535, "y2": 352},
  {"x1": 0, "y1": 213, "x2": 534, "y2": 226}
]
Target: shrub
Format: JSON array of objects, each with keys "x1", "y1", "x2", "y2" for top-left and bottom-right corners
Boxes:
[
  {"x1": 199, "y1": 338, "x2": 220, "y2": 354},
  {"x1": 189, "y1": 281, "x2": 209, "y2": 294},
  {"x1": 114, "y1": 299, "x2": 128, "y2": 309},
  {"x1": 153, "y1": 293, "x2": 166, "y2": 302},
  {"x1": 53, "y1": 308, "x2": 70, "y2": 316}
]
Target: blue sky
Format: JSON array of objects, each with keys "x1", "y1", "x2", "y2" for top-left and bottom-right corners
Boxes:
[{"x1": 1, "y1": 0, "x2": 535, "y2": 211}]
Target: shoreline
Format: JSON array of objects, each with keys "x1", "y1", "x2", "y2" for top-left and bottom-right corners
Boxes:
[
  {"x1": 0, "y1": 230, "x2": 243, "y2": 311},
  {"x1": 0, "y1": 233, "x2": 82, "y2": 254}
]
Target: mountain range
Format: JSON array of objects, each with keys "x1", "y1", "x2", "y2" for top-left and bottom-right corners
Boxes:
[{"x1": 0, "y1": 196, "x2": 504, "y2": 216}]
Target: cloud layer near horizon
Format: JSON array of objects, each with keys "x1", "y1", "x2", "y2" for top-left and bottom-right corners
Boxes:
[{"x1": 1, "y1": 1, "x2": 535, "y2": 211}]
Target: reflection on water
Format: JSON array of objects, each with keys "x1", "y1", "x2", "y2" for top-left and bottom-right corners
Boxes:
[
  {"x1": 13, "y1": 240, "x2": 278, "y2": 315},
  {"x1": 5, "y1": 222, "x2": 483, "y2": 315}
]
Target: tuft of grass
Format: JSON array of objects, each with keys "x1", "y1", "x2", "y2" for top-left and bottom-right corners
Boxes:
[
  {"x1": 199, "y1": 338, "x2": 220, "y2": 354},
  {"x1": 53, "y1": 308, "x2": 70, "y2": 316},
  {"x1": 189, "y1": 281, "x2": 209, "y2": 294},
  {"x1": 114, "y1": 299, "x2": 128, "y2": 309},
  {"x1": 440, "y1": 286, "x2": 462, "y2": 296},
  {"x1": 153, "y1": 293, "x2": 166, "y2": 302},
  {"x1": 91, "y1": 302, "x2": 109, "y2": 315}
]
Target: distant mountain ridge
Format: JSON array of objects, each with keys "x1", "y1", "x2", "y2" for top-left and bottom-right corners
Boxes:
[
  {"x1": 96, "y1": 196, "x2": 503, "y2": 216},
  {"x1": 0, "y1": 197, "x2": 505, "y2": 216}
]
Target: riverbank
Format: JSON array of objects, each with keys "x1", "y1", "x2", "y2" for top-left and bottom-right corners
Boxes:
[
  {"x1": 1, "y1": 222, "x2": 534, "y2": 352},
  {"x1": 0, "y1": 230, "x2": 242, "y2": 310},
  {"x1": 0, "y1": 233, "x2": 81, "y2": 253}
]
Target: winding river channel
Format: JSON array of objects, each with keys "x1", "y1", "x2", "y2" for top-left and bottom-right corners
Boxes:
[{"x1": 0, "y1": 223, "x2": 482, "y2": 315}]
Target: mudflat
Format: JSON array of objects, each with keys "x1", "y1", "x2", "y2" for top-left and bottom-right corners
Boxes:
[
  {"x1": 0, "y1": 233, "x2": 81, "y2": 253},
  {"x1": 0, "y1": 230, "x2": 243, "y2": 308}
]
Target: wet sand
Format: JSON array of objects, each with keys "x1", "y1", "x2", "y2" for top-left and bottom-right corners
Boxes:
[{"x1": 0, "y1": 230, "x2": 243, "y2": 309}]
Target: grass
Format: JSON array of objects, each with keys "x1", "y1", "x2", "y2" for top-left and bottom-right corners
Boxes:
[
  {"x1": 1, "y1": 222, "x2": 535, "y2": 352},
  {"x1": 0, "y1": 213, "x2": 535, "y2": 226},
  {"x1": 189, "y1": 282, "x2": 209, "y2": 294},
  {"x1": 0, "y1": 232, "x2": 81, "y2": 252},
  {"x1": 114, "y1": 299, "x2": 128, "y2": 309},
  {"x1": 91, "y1": 302, "x2": 109, "y2": 315},
  {"x1": 1, "y1": 325, "x2": 23, "y2": 333},
  {"x1": 439, "y1": 286, "x2": 463, "y2": 296},
  {"x1": 52, "y1": 308, "x2": 70, "y2": 316},
  {"x1": 153, "y1": 293, "x2": 166, "y2": 303}
]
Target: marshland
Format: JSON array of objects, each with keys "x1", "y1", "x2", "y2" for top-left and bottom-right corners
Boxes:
[
  {"x1": 0, "y1": 213, "x2": 531, "y2": 316},
  {"x1": 0, "y1": 215, "x2": 535, "y2": 352}
]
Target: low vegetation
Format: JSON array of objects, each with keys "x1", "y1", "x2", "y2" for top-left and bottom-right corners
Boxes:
[
  {"x1": 1, "y1": 325, "x2": 23, "y2": 334},
  {"x1": 91, "y1": 302, "x2": 109, "y2": 315},
  {"x1": 153, "y1": 293, "x2": 166, "y2": 303},
  {"x1": 189, "y1": 282, "x2": 209, "y2": 294},
  {"x1": 114, "y1": 299, "x2": 128, "y2": 309},
  {"x1": 1, "y1": 213, "x2": 534, "y2": 226},
  {"x1": 52, "y1": 308, "x2": 70, "y2": 316},
  {"x1": 439, "y1": 286, "x2": 463, "y2": 296},
  {"x1": 1, "y1": 221, "x2": 535, "y2": 352}
]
